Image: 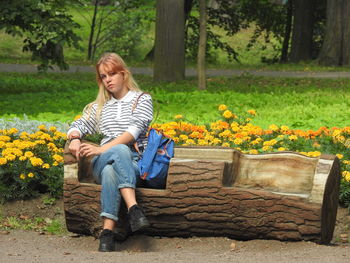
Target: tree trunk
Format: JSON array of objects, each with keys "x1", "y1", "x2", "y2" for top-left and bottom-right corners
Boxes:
[
  {"x1": 289, "y1": 0, "x2": 316, "y2": 62},
  {"x1": 197, "y1": 0, "x2": 207, "y2": 90},
  {"x1": 64, "y1": 145, "x2": 340, "y2": 244},
  {"x1": 154, "y1": 0, "x2": 185, "y2": 81},
  {"x1": 280, "y1": 0, "x2": 293, "y2": 63},
  {"x1": 319, "y1": 0, "x2": 350, "y2": 66},
  {"x1": 87, "y1": 0, "x2": 99, "y2": 60}
]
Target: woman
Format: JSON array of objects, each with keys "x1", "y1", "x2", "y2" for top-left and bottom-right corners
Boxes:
[{"x1": 67, "y1": 53, "x2": 153, "y2": 252}]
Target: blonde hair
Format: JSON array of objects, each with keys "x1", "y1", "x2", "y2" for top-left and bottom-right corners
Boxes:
[{"x1": 83, "y1": 53, "x2": 141, "y2": 121}]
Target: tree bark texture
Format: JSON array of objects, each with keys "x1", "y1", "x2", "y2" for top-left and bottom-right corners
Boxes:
[
  {"x1": 280, "y1": 0, "x2": 293, "y2": 63},
  {"x1": 290, "y1": 0, "x2": 316, "y2": 62},
  {"x1": 197, "y1": 0, "x2": 207, "y2": 90},
  {"x1": 319, "y1": 0, "x2": 350, "y2": 66},
  {"x1": 154, "y1": 0, "x2": 185, "y2": 81},
  {"x1": 64, "y1": 146, "x2": 340, "y2": 244}
]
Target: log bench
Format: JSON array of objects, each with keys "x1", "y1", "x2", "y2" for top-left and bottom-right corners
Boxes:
[{"x1": 63, "y1": 142, "x2": 340, "y2": 244}]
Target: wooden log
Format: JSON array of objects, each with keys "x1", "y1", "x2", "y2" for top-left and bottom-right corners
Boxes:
[{"x1": 63, "y1": 144, "x2": 340, "y2": 244}]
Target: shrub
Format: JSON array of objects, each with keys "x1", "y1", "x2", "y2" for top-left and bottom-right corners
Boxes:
[{"x1": 0, "y1": 125, "x2": 66, "y2": 202}]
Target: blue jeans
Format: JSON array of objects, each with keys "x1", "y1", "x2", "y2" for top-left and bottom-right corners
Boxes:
[{"x1": 92, "y1": 144, "x2": 140, "y2": 222}]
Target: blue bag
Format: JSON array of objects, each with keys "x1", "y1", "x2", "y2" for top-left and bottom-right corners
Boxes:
[{"x1": 138, "y1": 129, "x2": 174, "y2": 189}]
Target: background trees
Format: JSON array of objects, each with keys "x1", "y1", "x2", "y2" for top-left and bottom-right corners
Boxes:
[
  {"x1": 319, "y1": 0, "x2": 350, "y2": 66},
  {"x1": 0, "y1": 0, "x2": 80, "y2": 71}
]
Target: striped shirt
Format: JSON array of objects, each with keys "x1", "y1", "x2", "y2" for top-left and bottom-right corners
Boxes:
[{"x1": 67, "y1": 91, "x2": 153, "y2": 150}]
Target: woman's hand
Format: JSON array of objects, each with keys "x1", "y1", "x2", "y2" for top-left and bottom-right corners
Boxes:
[
  {"x1": 68, "y1": 140, "x2": 82, "y2": 161},
  {"x1": 79, "y1": 143, "x2": 103, "y2": 158}
]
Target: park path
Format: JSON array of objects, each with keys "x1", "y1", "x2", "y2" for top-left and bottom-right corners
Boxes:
[{"x1": 1, "y1": 63, "x2": 350, "y2": 78}]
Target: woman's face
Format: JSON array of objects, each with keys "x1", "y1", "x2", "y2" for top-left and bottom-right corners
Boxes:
[{"x1": 99, "y1": 64, "x2": 128, "y2": 99}]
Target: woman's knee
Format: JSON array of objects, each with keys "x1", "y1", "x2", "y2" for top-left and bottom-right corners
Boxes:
[{"x1": 101, "y1": 164, "x2": 118, "y2": 185}]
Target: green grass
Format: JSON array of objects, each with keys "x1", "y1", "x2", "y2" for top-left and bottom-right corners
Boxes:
[{"x1": 0, "y1": 72, "x2": 349, "y2": 130}]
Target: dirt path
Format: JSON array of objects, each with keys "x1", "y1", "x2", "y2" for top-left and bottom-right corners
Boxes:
[
  {"x1": 1, "y1": 62, "x2": 350, "y2": 78},
  {"x1": 1, "y1": 230, "x2": 350, "y2": 263},
  {"x1": 1, "y1": 196, "x2": 350, "y2": 262}
]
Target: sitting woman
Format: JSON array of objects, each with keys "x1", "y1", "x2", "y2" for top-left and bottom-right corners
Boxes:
[{"x1": 67, "y1": 52, "x2": 153, "y2": 252}]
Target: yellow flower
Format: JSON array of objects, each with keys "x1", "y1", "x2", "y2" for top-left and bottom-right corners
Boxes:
[
  {"x1": 174, "y1": 115, "x2": 183, "y2": 120},
  {"x1": 185, "y1": 139, "x2": 196, "y2": 145},
  {"x1": 179, "y1": 135, "x2": 188, "y2": 141},
  {"x1": 336, "y1": 154, "x2": 343, "y2": 159},
  {"x1": 218, "y1": 104, "x2": 227, "y2": 111},
  {"x1": 6, "y1": 154, "x2": 16, "y2": 161},
  {"x1": 223, "y1": 110, "x2": 233, "y2": 119},
  {"x1": 38, "y1": 125, "x2": 47, "y2": 132},
  {"x1": 342, "y1": 171, "x2": 350, "y2": 182},
  {"x1": 27, "y1": 172, "x2": 34, "y2": 178},
  {"x1": 249, "y1": 149, "x2": 258, "y2": 154},
  {"x1": 233, "y1": 138, "x2": 243, "y2": 145},
  {"x1": 74, "y1": 115, "x2": 82, "y2": 121},
  {"x1": 53, "y1": 154, "x2": 64, "y2": 163},
  {"x1": 42, "y1": 163, "x2": 50, "y2": 169},
  {"x1": 289, "y1": 135, "x2": 298, "y2": 141},
  {"x1": 307, "y1": 151, "x2": 321, "y2": 158},
  {"x1": 19, "y1": 156, "x2": 27, "y2": 161},
  {"x1": 222, "y1": 142, "x2": 230, "y2": 147},
  {"x1": 0, "y1": 135, "x2": 11, "y2": 142},
  {"x1": 269, "y1": 124, "x2": 279, "y2": 132},
  {"x1": 7, "y1": 128, "x2": 18, "y2": 135},
  {"x1": 247, "y1": 109, "x2": 256, "y2": 116},
  {"x1": 53, "y1": 161, "x2": 59, "y2": 166},
  {"x1": 49, "y1": 126, "x2": 57, "y2": 132},
  {"x1": 20, "y1": 173, "x2": 26, "y2": 180},
  {"x1": 278, "y1": 147, "x2": 286, "y2": 151},
  {"x1": 0, "y1": 157, "x2": 7, "y2": 165},
  {"x1": 262, "y1": 145, "x2": 272, "y2": 152},
  {"x1": 280, "y1": 126, "x2": 289, "y2": 132},
  {"x1": 197, "y1": 139, "x2": 208, "y2": 146},
  {"x1": 30, "y1": 157, "x2": 44, "y2": 167},
  {"x1": 343, "y1": 160, "x2": 350, "y2": 165},
  {"x1": 25, "y1": 151, "x2": 34, "y2": 158}
]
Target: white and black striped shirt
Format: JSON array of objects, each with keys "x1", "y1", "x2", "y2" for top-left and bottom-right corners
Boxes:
[{"x1": 67, "y1": 91, "x2": 153, "y2": 150}]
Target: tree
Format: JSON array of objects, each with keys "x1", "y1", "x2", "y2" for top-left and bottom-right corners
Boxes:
[
  {"x1": 289, "y1": 0, "x2": 316, "y2": 62},
  {"x1": 319, "y1": 0, "x2": 350, "y2": 66},
  {"x1": 0, "y1": 0, "x2": 81, "y2": 71},
  {"x1": 154, "y1": 0, "x2": 185, "y2": 82},
  {"x1": 76, "y1": 0, "x2": 151, "y2": 61},
  {"x1": 198, "y1": 0, "x2": 207, "y2": 90}
]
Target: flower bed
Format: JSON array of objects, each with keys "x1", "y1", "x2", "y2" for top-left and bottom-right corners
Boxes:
[{"x1": 1, "y1": 106, "x2": 349, "y2": 207}]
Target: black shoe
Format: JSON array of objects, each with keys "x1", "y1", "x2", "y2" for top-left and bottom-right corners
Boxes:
[
  {"x1": 128, "y1": 205, "x2": 150, "y2": 232},
  {"x1": 98, "y1": 229, "x2": 115, "y2": 252}
]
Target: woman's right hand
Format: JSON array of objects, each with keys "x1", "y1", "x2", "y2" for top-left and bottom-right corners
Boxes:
[{"x1": 68, "y1": 140, "x2": 81, "y2": 161}]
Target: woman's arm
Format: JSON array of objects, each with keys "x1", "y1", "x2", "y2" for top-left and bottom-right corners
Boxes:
[{"x1": 79, "y1": 131, "x2": 135, "y2": 157}]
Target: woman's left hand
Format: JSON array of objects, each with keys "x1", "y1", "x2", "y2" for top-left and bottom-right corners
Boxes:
[{"x1": 79, "y1": 143, "x2": 103, "y2": 157}]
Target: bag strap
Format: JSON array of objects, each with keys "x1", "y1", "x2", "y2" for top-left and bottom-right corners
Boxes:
[{"x1": 132, "y1": 92, "x2": 147, "y2": 154}]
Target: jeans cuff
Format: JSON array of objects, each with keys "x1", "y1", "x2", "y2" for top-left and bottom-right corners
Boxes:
[
  {"x1": 118, "y1": 183, "x2": 135, "y2": 189},
  {"x1": 100, "y1": 212, "x2": 118, "y2": 222}
]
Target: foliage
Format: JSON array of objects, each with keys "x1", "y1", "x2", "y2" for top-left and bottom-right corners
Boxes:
[
  {"x1": 74, "y1": 0, "x2": 152, "y2": 60},
  {"x1": 0, "y1": 126, "x2": 66, "y2": 202},
  {"x1": 0, "y1": 0, "x2": 81, "y2": 71},
  {"x1": 185, "y1": 0, "x2": 242, "y2": 62}
]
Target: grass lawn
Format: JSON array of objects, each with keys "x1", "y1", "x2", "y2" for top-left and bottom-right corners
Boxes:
[{"x1": 0, "y1": 72, "x2": 349, "y2": 130}]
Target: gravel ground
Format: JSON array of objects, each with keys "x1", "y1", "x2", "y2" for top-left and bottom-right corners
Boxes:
[{"x1": 1, "y1": 230, "x2": 350, "y2": 263}]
